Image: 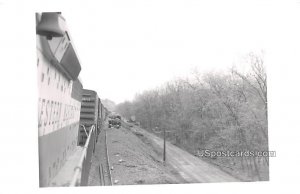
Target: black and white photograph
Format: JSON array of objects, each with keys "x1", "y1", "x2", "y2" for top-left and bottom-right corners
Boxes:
[
  {"x1": 36, "y1": 11, "x2": 270, "y2": 187},
  {"x1": 1, "y1": 0, "x2": 300, "y2": 194}
]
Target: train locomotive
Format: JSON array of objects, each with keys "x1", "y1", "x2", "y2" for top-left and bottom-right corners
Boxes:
[{"x1": 36, "y1": 12, "x2": 108, "y2": 187}]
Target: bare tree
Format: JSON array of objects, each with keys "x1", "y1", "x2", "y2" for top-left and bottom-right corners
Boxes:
[
  {"x1": 115, "y1": 52, "x2": 269, "y2": 181},
  {"x1": 231, "y1": 52, "x2": 267, "y2": 119}
]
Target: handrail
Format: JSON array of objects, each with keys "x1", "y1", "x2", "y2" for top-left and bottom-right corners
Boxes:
[
  {"x1": 70, "y1": 124, "x2": 95, "y2": 186},
  {"x1": 80, "y1": 124, "x2": 89, "y2": 137}
]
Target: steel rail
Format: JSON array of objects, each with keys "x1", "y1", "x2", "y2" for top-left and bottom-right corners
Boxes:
[{"x1": 104, "y1": 129, "x2": 113, "y2": 185}]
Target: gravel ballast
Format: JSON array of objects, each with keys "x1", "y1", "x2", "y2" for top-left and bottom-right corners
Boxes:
[{"x1": 106, "y1": 125, "x2": 183, "y2": 185}]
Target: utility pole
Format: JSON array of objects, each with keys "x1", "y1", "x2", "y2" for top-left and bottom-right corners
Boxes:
[
  {"x1": 163, "y1": 128, "x2": 166, "y2": 163},
  {"x1": 153, "y1": 126, "x2": 167, "y2": 163}
]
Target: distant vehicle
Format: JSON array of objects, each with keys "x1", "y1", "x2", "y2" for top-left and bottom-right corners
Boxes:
[{"x1": 108, "y1": 114, "x2": 121, "y2": 128}]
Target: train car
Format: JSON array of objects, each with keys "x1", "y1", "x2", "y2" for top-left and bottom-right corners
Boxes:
[
  {"x1": 78, "y1": 89, "x2": 100, "y2": 146},
  {"x1": 97, "y1": 98, "x2": 105, "y2": 133},
  {"x1": 36, "y1": 12, "x2": 83, "y2": 187}
]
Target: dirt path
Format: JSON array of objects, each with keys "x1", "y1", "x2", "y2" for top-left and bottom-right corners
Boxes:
[
  {"x1": 105, "y1": 125, "x2": 184, "y2": 185},
  {"x1": 131, "y1": 127, "x2": 239, "y2": 183}
]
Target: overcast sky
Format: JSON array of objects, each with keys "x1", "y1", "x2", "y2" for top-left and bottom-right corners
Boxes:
[
  {"x1": 63, "y1": 0, "x2": 271, "y2": 103},
  {"x1": 31, "y1": 0, "x2": 299, "y2": 103}
]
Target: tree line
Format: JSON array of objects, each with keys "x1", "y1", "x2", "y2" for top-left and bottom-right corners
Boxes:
[{"x1": 116, "y1": 52, "x2": 269, "y2": 181}]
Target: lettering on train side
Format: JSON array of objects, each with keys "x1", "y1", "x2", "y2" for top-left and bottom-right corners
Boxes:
[
  {"x1": 45, "y1": 100, "x2": 50, "y2": 126},
  {"x1": 58, "y1": 102, "x2": 62, "y2": 124},
  {"x1": 49, "y1": 101, "x2": 54, "y2": 125},
  {"x1": 38, "y1": 98, "x2": 80, "y2": 132},
  {"x1": 38, "y1": 99, "x2": 46, "y2": 128}
]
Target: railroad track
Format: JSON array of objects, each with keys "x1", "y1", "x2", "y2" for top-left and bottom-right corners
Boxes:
[{"x1": 98, "y1": 128, "x2": 113, "y2": 186}]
